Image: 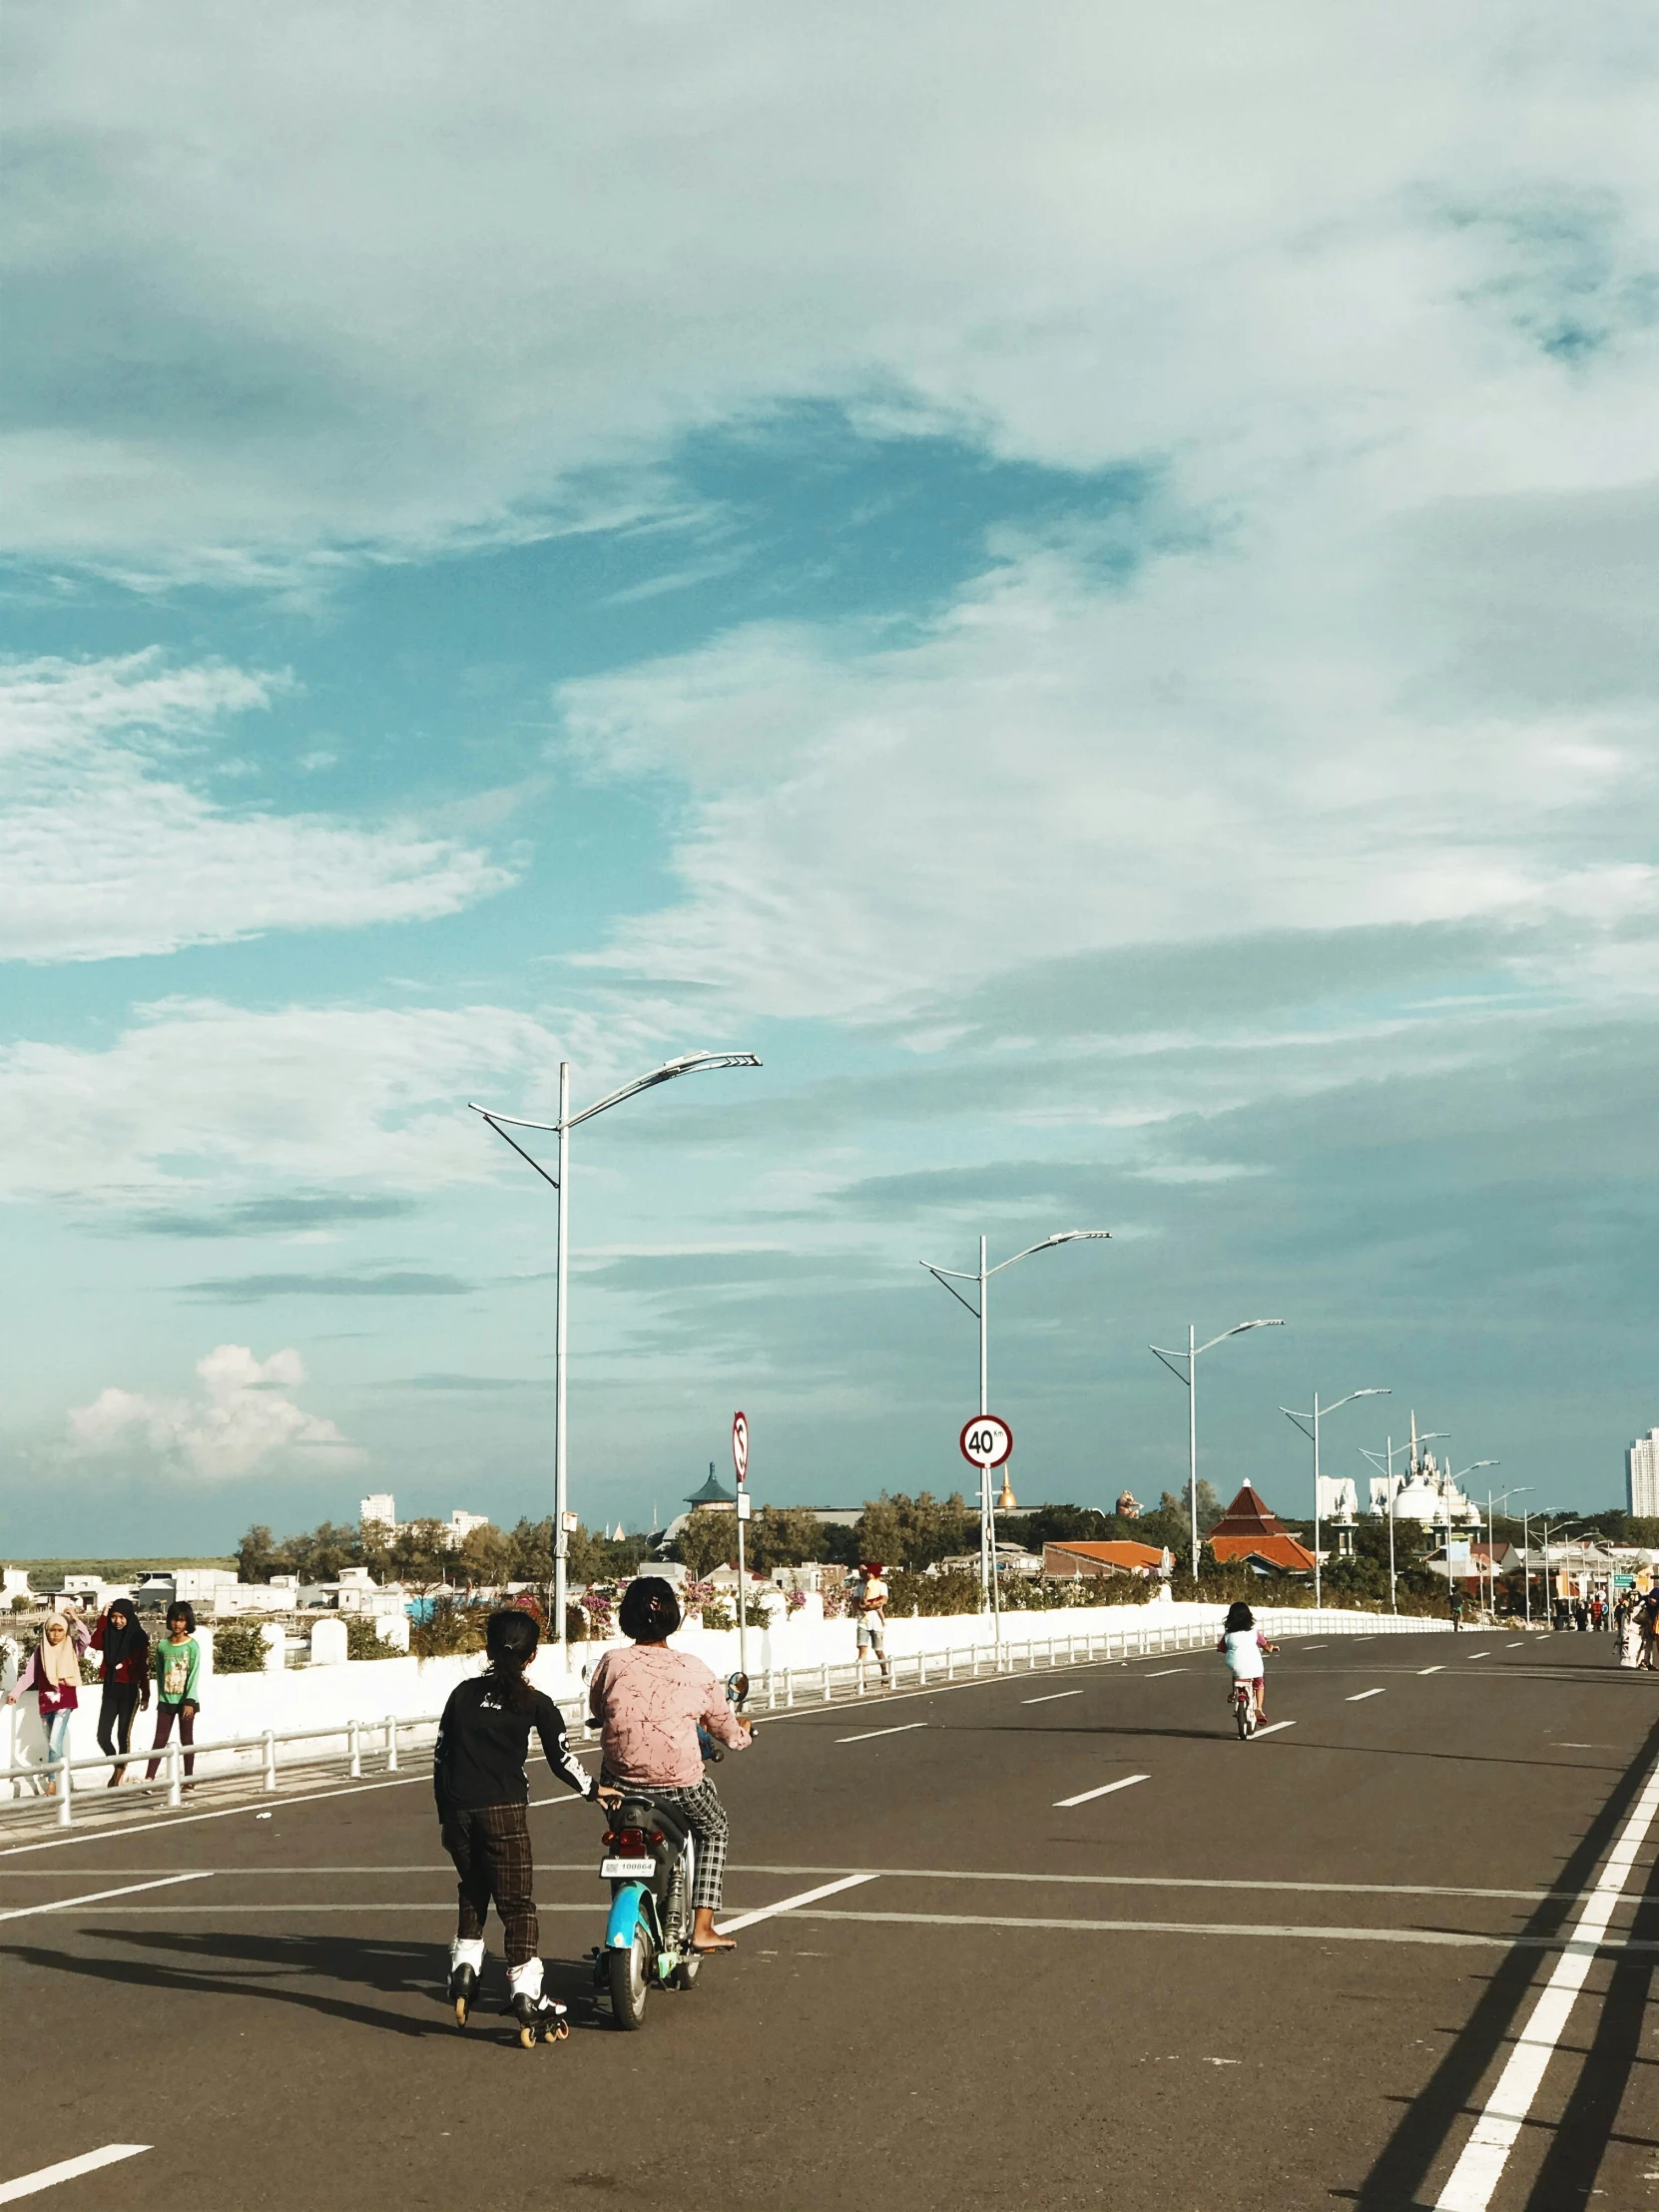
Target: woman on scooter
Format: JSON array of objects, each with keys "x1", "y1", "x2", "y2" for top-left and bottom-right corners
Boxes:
[
  {"x1": 588, "y1": 1577, "x2": 752, "y2": 1953},
  {"x1": 1218, "y1": 1600, "x2": 1278, "y2": 1725}
]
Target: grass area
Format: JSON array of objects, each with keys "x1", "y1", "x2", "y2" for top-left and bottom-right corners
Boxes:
[{"x1": 2, "y1": 1557, "x2": 236, "y2": 1582}]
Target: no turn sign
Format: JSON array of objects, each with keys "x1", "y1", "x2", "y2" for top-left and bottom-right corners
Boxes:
[
  {"x1": 732, "y1": 1409, "x2": 750, "y2": 1484},
  {"x1": 959, "y1": 1414, "x2": 1013, "y2": 1470}
]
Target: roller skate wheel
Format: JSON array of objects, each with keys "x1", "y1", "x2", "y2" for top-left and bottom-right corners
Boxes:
[
  {"x1": 518, "y1": 2023, "x2": 539, "y2": 2048},
  {"x1": 453, "y1": 1997, "x2": 469, "y2": 2028}
]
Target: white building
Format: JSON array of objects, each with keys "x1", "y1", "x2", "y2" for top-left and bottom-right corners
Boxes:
[
  {"x1": 360, "y1": 1493, "x2": 397, "y2": 1534},
  {"x1": 1628, "y1": 1431, "x2": 1659, "y2": 1517},
  {"x1": 358, "y1": 1495, "x2": 489, "y2": 1549}
]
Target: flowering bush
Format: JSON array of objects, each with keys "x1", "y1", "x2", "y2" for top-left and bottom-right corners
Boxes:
[
  {"x1": 579, "y1": 1585, "x2": 616, "y2": 1638},
  {"x1": 820, "y1": 1585, "x2": 849, "y2": 1619},
  {"x1": 786, "y1": 1588, "x2": 807, "y2": 1614}
]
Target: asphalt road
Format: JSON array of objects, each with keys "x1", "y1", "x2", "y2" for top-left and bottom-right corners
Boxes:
[{"x1": 5, "y1": 1629, "x2": 1658, "y2": 2211}]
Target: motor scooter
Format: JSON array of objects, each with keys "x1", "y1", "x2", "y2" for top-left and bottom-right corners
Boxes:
[{"x1": 592, "y1": 1671, "x2": 753, "y2": 2030}]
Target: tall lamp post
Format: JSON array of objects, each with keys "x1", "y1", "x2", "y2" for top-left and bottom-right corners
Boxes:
[
  {"x1": 471, "y1": 1049, "x2": 761, "y2": 1665},
  {"x1": 922, "y1": 1231, "x2": 1110, "y2": 1615},
  {"x1": 1281, "y1": 1387, "x2": 1390, "y2": 1611},
  {"x1": 1361, "y1": 1430, "x2": 1447, "y2": 1613},
  {"x1": 1150, "y1": 1321, "x2": 1285, "y2": 1579},
  {"x1": 1537, "y1": 1516, "x2": 1582, "y2": 1631}
]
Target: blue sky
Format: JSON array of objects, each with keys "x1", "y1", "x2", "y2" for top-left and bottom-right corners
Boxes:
[{"x1": 5, "y1": 3, "x2": 1659, "y2": 1555}]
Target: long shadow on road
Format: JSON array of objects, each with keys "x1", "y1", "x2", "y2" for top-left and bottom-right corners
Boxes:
[
  {"x1": 1345, "y1": 1708, "x2": 1659, "y2": 2211},
  {"x1": 3, "y1": 1928, "x2": 612, "y2": 2039}
]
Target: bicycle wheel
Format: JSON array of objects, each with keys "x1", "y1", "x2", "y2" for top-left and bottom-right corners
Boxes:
[{"x1": 1235, "y1": 1694, "x2": 1253, "y2": 1740}]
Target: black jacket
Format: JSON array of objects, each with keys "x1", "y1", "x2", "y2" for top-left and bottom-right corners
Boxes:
[{"x1": 433, "y1": 1677, "x2": 594, "y2": 1818}]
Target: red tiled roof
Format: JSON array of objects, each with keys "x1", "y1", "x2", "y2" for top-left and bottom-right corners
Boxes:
[
  {"x1": 1207, "y1": 1482, "x2": 1298, "y2": 1541},
  {"x1": 1044, "y1": 1540, "x2": 1167, "y2": 1573},
  {"x1": 1208, "y1": 1531, "x2": 1318, "y2": 1573}
]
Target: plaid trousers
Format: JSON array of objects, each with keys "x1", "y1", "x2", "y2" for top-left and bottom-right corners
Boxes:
[
  {"x1": 603, "y1": 1773, "x2": 729, "y2": 1912},
  {"x1": 441, "y1": 1801, "x2": 538, "y2": 1966}
]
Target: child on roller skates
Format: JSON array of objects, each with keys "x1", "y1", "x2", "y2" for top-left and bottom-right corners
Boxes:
[{"x1": 434, "y1": 1607, "x2": 621, "y2": 2043}]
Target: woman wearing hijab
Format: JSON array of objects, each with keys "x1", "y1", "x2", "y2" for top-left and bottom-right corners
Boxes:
[
  {"x1": 5, "y1": 1613, "x2": 85, "y2": 1796},
  {"x1": 91, "y1": 1598, "x2": 151, "y2": 1786}
]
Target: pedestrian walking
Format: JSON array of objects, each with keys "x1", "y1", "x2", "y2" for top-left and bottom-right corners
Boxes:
[
  {"x1": 1573, "y1": 1598, "x2": 1589, "y2": 1633},
  {"x1": 91, "y1": 1598, "x2": 151, "y2": 1786},
  {"x1": 1617, "y1": 1595, "x2": 1641, "y2": 1669},
  {"x1": 1639, "y1": 1588, "x2": 1659, "y2": 1672},
  {"x1": 1449, "y1": 1586, "x2": 1464, "y2": 1632},
  {"x1": 144, "y1": 1603, "x2": 202, "y2": 1786},
  {"x1": 5, "y1": 1613, "x2": 85, "y2": 1796},
  {"x1": 852, "y1": 1560, "x2": 891, "y2": 1687}
]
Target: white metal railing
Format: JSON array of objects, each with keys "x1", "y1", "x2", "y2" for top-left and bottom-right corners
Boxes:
[
  {"x1": 0, "y1": 1710, "x2": 431, "y2": 1830},
  {"x1": 750, "y1": 1604, "x2": 1445, "y2": 1713},
  {"x1": 0, "y1": 1606, "x2": 1449, "y2": 1830}
]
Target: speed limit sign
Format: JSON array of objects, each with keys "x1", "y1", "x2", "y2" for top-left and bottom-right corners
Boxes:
[{"x1": 959, "y1": 1414, "x2": 1013, "y2": 1470}]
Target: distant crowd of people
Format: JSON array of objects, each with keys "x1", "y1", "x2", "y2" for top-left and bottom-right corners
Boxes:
[{"x1": 4, "y1": 1597, "x2": 203, "y2": 1794}]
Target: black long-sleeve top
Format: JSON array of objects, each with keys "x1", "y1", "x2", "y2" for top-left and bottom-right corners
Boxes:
[{"x1": 433, "y1": 1677, "x2": 595, "y2": 1818}]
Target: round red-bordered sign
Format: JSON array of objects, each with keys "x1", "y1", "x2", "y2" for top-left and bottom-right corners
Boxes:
[
  {"x1": 732, "y1": 1409, "x2": 750, "y2": 1484},
  {"x1": 959, "y1": 1415, "x2": 1013, "y2": 1470}
]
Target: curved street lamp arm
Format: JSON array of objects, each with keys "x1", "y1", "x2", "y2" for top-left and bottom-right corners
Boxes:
[
  {"x1": 566, "y1": 1050, "x2": 763, "y2": 1131},
  {"x1": 984, "y1": 1230, "x2": 1110, "y2": 1278},
  {"x1": 1194, "y1": 1318, "x2": 1285, "y2": 1359}
]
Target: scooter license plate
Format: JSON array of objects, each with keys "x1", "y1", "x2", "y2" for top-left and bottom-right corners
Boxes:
[{"x1": 600, "y1": 1857, "x2": 655, "y2": 1879}]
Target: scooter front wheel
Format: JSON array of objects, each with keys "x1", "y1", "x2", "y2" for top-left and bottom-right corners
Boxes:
[{"x1": 607, "y1": 1927, "x2": 654, "y2": 2030}]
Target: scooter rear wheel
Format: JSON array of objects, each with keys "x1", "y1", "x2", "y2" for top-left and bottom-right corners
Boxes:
[{"x1": 607, "y1": 1926, "x2": 654, "y2": 2030}]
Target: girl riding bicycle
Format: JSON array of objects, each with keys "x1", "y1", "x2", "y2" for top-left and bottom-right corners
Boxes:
[{"x1": 1218, "y1": 1601, "x2": 1279, "y2": 1725}]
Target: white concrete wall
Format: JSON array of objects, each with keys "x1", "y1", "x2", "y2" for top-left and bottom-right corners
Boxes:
[{"x1": 0, "y1": 1600, "x2": 1446, "y2": 1797}]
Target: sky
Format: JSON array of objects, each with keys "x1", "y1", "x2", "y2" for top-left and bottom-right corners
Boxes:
[{"x1": 4, "y1": 2, "x2": 1659, "y2": 1556}]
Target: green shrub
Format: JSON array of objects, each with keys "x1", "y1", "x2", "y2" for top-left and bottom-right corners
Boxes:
[
  {"x1": 411, "y1": 1596, "x2": 486, "y2": 1658},
  {"x1": 345, "y1": 1614, "x2": 398, "y2": 1660},
  {"x1": 213, "y1": 1619, "x2": 270, "y2": 1674}
]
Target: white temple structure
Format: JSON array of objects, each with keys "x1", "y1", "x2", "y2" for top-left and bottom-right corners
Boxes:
[{"x1": 1366, "y1": 1414, "x2": 1481, "y2": 1528}]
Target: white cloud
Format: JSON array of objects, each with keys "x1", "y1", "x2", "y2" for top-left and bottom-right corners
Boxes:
[
  {"x1": 7, "y1": 6, "x2": 1659, "y2": 572},
  {"x1": 0, "y1": 652, "x2": 512, "y2": 960},
  {"x1": 559, "y1": 518, "x2": 1659, "y2": 1024},
  {"x1": 0, "y1": 991, "x2": 703, "y2": 1203},
  {"x1": 68, "y1": 1343, "x2": 354, "y2": 1480}
]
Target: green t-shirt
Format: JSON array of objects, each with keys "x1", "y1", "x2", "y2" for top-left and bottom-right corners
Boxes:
[{"x1": 155, "y1": 1636, "x2": 201, "y2": 1706}]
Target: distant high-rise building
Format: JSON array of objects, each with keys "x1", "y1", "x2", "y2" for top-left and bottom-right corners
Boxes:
[
  {"x1": 360, "y1": 1492, "x2": 396, "y2": 1534},
  {"x1": 1627, "y1": 1433, "x2": 1659, "y2": 1517}
]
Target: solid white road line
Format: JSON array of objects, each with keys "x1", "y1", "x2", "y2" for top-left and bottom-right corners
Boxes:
[
  {"x1": 0, "y1": 1874, "x2": 210, "y2": 1924},
  {"x1": 1143, "y1": 1668, "x2": 1187, "y2": 1679},
  {"x1": 1054, "y1": 1774, "x2": 1150, "y2": 1809},
  {"x1": 1252, "y1": 1721, "x2": 1296, "y2": 1738},
  {"x1": 1021, "y1": 1691, "x2": 1083, "y2": 1705},
  {"x1": 1347, "y1": 1689, "x2": 1385, "y2": 1702},
  {"x1": 835, "y1": 1722, "x2": 928, "y2": 1745},
  {"x1": 1433, "y1": 1755, "x2": 1659, "y2": 2212},
  {"x1": 1419, "y1": 1665, "x2": 1446, "y2": 1675},
  {"x1": 787, "y1": 1909, "x2": 1657, "y2": 1953},
  {"x1": 717, "y1": 1873, "x2": 877, "y2": 1935},
  {"x1": 0, "y1": 2147, "x2": 150, "y2": 2202}
]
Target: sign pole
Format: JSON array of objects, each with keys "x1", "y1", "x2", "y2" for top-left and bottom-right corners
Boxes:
[{"x1": 733, "y1": 1411, "x2": 751, "y2": 1679}]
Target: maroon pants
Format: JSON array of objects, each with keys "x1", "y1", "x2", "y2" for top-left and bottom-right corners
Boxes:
[{"x1": 145, "y1": 1701, "x2": 197, "y2": 1779}]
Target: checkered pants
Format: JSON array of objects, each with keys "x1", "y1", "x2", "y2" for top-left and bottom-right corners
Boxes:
[
  {"x1": 603, "y1": 1773, "x2": 729, "y2": 1912},
  {"x1": 441, "y1": 1801, "x2": 538, "y2": 1967}
]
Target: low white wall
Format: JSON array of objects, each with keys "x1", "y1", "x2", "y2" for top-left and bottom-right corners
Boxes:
[{"x1": 0, "y1": 1600, "x2": 1446, "y2": 1797}]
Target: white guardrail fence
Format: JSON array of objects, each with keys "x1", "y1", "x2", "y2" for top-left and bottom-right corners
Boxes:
[{"x1": 0, "y1": 1606, "x2": 1447, "y2": 1831}]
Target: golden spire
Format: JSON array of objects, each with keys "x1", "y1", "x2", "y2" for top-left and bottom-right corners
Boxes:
[{"x1": 995, "y1": 1473, "x2": 1017, "y2": 1512}]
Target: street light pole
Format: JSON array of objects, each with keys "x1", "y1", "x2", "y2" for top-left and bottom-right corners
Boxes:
[
  {"x1": 923, "y1": 1230, "x2": 1110, "y2": 1623},
  {"x1": 1149, "y1": 1320, "x2": 1285, "y2": 1580},
  {"x1": 1281, "y1": 1387, "x2": 1390, "y2": 1611},
  {"x1": 472, "y1": 1048, "x2": 761, "y2": 1668},
  {"x1": 1361, "y1": 1430, "x2": 1447, "y2": 1615}
]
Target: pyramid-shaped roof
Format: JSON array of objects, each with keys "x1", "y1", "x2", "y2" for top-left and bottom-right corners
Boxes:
[
  {"x1": 1207, "y1": 1482, "x2": 1294, "y2": 1540},
  {"x1": 686, "y1": 1469, "x2": 736, "y2": 1507},
  {"x1": 1206, "y1": 1482, "x2": 1317, "y2": 1574}
]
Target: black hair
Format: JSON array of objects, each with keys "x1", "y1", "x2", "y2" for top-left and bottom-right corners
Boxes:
[
  {"x1": 166, "y1": 1600, "x2": 197, "y2": 1635},
  {"x1": 618, "y1": 1576, "x2": 682, "y2": 1643},
  {"x1": 484, "y1": 1607, "x2": 539, "y2": 1709},
  {"x1": 1223, "y1": 1601, "x2": 1255, "y2": 1634}
]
